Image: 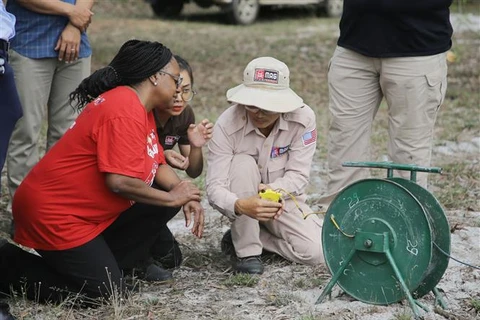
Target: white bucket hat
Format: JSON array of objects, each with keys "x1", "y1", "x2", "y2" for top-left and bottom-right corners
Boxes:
[{"x1": 226, "y1": 57, "x2": 304, "y2": 113}]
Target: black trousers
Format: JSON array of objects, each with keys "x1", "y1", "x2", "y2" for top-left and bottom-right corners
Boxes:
[{"x1": 0, "y1": 202, "x2": 179, "y2": 304}]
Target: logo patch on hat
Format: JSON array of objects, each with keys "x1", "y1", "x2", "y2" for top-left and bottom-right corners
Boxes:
[{"x1": 254, "y1": 68, "x2": 279, "y2": 84}]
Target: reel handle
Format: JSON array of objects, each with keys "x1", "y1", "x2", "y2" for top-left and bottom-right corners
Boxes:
[{"x1": 342, "y1": 161, "x2": 442, "y2": 183}]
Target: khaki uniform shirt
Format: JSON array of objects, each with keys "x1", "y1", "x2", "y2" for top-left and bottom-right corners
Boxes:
[{"x1": 206, "y1": 104, "x2": 317, "y2": 220}]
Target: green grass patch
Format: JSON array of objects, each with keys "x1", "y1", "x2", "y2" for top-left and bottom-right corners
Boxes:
[
  {"x1": 469, "y1": 298, "x2": 480, "y2": 313},
  {"x1": 265, "y1": 292, "x2": 301, "y2": 307},
  {"x1": 391, "y1": 311, "x2": 413, "y2": 320},
  {"x1": 430, "y1": 162, "x2": 480, "y2": 210},
  {"x1": 222, "y1": 273, "x2": 260, "y2": 287},
  {"x1": 297, "y1": 314, "x2": 324, "y2": 320},
  {"x1": 293, "y1": 276, "x2": 325, "y2": 289}
]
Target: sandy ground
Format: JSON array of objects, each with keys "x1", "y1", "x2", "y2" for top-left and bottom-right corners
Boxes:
[
  {"x1": 160, "y1": 134, "x2": 480, "y2": 320},
  {"x1": 160, "y1": 198, "x2": 479, "y2": 320}
]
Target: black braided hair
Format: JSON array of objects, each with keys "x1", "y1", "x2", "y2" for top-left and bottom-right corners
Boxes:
[
  {"x1": 174, "y1": 54, "x2": 194, "y2": 86},
  {"x1": 70, "y1": 40, "x2": 173, "y2": 111}
]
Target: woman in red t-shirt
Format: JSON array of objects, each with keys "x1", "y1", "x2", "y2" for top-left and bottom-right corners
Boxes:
[{"x1": 0, "y1": 40, "x2": 204, "y2": 304}]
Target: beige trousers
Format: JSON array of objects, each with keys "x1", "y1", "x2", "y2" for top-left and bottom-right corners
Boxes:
[
  {"x1": 229, "y1": 155, "x2": 324, "y2": 266},
  {"x1": 324, "y1": 47, "x2": 447, "y2": 205},
  {"x1": 7, "y1": 50, "x2": 91, "y2": 200}
]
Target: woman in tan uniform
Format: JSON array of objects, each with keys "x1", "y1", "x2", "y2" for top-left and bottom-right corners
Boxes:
[{"x1": 206, "y1": 57, "x2": 324, "y2": 274}]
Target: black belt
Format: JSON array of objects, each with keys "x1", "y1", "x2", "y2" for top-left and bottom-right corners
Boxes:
[{"x1": 0, "y1": 39, "x2": 10, "y2": 53}]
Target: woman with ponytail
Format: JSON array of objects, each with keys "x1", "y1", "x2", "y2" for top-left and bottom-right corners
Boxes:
[{"x1": 0, "y1": 40, "x2": 205, "y2": 305}]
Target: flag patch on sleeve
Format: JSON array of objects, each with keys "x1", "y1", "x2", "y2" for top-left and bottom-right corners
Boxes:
[{"x1": 302, "y1": 129, "x2": 317, "y2": 146}]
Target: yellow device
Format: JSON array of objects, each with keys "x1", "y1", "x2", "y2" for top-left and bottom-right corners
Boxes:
[{"x1": 259, "y1": 189, "x2": 282, "y2": 202}]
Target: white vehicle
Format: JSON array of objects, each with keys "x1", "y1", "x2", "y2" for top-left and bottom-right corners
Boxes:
[{"x1": 145, "y1": 0, "x2": 344, "y2": 25}]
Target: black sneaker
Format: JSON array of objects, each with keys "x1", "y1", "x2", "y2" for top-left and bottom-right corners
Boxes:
[
  {"x1": 221, "y1": 229, "x2": 235, "y2": 257},
  {"x1": 233, "y1": 256, "x2": 264, "y2": 275},
  {"x1": 139, "y1": 263, "x2": 173, "y2": 282},
  {"x1": 152, "y1": 239, "x2": 182, "y2": 269},
  {"x1": 221, "y1": 229, "x2": 277, "y2": 260},
  {"x1": 125, "y1": 258, "x2": 173, "y2": 283},
  {"x1": 0, "y1": 301, "x2": 15, "y2": 320}
]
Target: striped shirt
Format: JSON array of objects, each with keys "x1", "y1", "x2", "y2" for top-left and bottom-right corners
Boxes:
[
  {"x1": 6, "y1": 0, "x2": 91, "y2": 59},
  {"x1": 0, "y1": 1, "x2": 16, "y2": 41}
]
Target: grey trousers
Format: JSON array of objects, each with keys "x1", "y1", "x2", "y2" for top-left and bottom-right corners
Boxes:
[{"x1": 7, "y1": 50, "x2": 91, "y2": 202}]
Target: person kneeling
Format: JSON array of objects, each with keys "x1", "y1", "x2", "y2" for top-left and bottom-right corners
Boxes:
[{"x1": 206, "y1": 57, "x2": 324, "y2": 275}]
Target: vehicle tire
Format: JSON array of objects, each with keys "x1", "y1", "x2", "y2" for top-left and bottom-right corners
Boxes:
[
  {"x1": 195, "y1": 0, "x2": 213, "y2": 8},
  {"x1": 225, "y1": 0, "x2": 260, "y2": 25},
  {"x1": 319, "y1": 0, "x2": 343, "y2": 18},
  {"x1": 150, "y1": 0, "x2": 184, "y2": 17}
]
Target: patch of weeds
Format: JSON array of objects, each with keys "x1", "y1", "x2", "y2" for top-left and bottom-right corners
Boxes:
[
  {"x1": 293, "y1": 276, "x2": 325, "y2": 289},
  {"x1": 450, "y1": 0, "x2": 480, "y2": 15},
  {"x1": 469, "y1": 298, "x2": 480, "y2": 313},
  {"x1": 368, "y1": 306, "x2": 381, "y2": 314},
  {"x1": 192, "y1": 172, "x2": 206, "y2": 189},
  {"x1": 293, "y1": 278, "x2": 308, "y2": 289},
  {"x1": 142, "y1": 295, "x2": 160, "y2": 307},
  {"x1": 430, "y1": 162, "x2": 480, "y2": 211},
  {"x1": 310, "y1": 277, "x2": 326, "y2": 287},
  {"x1": 391, "y1": 310, "x2": 413, "y2": 320},
  {"x1": 475, "y1": 219, "x2": 480, "y2": 228},
  {"x1": 183, "y1": 252, "x2": 212, "y2": 268},
  {"x1": 297, "y1": 314, "x2": 324, "y2": 320},
  {"x1": 221, "y1": 274, "x2": 259, "y2": 287},
  {"x1": 266, "y1": 292, "x2": 301, "y2": 307}
]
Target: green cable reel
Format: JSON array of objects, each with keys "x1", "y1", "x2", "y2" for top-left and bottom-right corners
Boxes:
[{"x1": 316, "y1": 162, "x2": 451, "y2": 319}]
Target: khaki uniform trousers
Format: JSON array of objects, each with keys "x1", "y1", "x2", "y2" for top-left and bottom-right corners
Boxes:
[
  {"x1": 229, "y1": 155, "x2": 324, "y2": 266},
  {"x1": 7, "y1": 50, "x2": 91, "y2": 201},
  {"x1": 324, "y1": 47, "x2": 447, "y2": 206}
]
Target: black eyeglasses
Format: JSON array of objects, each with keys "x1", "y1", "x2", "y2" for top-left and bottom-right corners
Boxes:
[{"x1": 158, "y1": 70, "x2": 183, "y2": 88}]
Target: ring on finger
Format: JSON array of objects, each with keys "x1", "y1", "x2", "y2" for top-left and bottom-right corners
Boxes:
[{"x1": 70, "y1": 48, "x2": 75, "y2": 51}]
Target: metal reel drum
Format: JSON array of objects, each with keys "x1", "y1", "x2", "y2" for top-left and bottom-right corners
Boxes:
[
  {"x1": 322, "y1": 178, "x2": 438, "y2": 304},
  {"x1": 388, "y1": 178, "x2": 451, "y2": 298}
]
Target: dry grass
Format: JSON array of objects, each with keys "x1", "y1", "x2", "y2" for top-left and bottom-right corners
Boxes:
[{"x1": 1, "y1": 1, "x2": 479, "y2": 319}]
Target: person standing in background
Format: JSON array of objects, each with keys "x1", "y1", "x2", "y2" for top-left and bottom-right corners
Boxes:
[
  {"x1": 0, "y1": 0, "x2": 22, "y2": 192},
  {"x1": 322, "y1": 0, "x2": 453, "y2": 207},
  {"x1": 5, "y1": 0, "x2": 94, "y2": 218}
]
